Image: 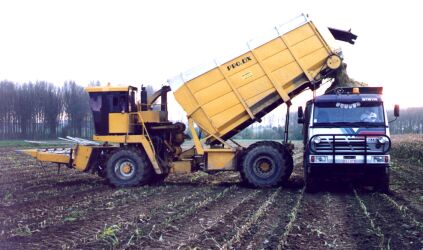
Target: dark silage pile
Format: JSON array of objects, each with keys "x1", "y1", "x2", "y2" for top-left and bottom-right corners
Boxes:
[{"x1": 325, "y1": 63, "x2": 368, "y2": 93}]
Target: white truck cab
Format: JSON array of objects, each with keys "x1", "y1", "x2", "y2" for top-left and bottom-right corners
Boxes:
[{"x1": 298, "y1": 87, "x2": 400, "y2": 192}]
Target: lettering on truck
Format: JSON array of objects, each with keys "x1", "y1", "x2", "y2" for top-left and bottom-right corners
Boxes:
[
  {"x1": 362, "y1": 97, "x2": 378, "y2": 102},
  {"x1": 226, "y1": 56, "x2": 252, "y2": 71}
]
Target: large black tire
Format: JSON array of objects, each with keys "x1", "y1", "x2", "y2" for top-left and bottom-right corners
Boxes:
[
  {"x1": 304, "y1": 164, "x2": 318, "y2": 193},
  {"x1": 374, "y1": 168, "x2": 390, "y2": 193},
  {"x1": 241, "y1": 141, "x2": 293, "y2": 188},
  {"x1": 105, "y1": 149, "x2": 153, "y2": 187}
]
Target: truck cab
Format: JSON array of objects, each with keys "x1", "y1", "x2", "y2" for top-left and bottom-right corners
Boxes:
[{"x1": 298, "y1": 87, "x2": 399, "y2": 192}]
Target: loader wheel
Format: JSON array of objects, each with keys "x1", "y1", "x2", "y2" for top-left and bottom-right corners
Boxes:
[
  {"x1": 105, "y1": 149, "x2": 153, "y2": 187},
  {"x1": 241, "y1": 142, "x2": 292, "y2": 188}
]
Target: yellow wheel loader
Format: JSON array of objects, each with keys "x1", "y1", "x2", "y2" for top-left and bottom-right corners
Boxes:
[{"x1": 22, "y1": 14, "x2": 355, "y2": 187}]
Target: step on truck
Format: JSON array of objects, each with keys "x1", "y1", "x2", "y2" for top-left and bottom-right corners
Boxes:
[
  {"x1": 298, "y1": 87, "x2": 400, "y2": 192},
  {"x1": 22, "y1": 14, "x2": 357, "y2": 188}
]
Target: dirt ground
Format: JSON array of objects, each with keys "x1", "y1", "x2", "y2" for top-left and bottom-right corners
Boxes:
[{"x1": 0, "y1": 140, "x2": 422, "y2": 249}]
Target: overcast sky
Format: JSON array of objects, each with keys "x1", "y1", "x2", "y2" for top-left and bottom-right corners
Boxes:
[{"x1": 0, "y1": 0, "x2": 421, "y2": 122}]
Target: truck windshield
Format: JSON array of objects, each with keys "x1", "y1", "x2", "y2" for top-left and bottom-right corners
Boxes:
[{"x1": 313, "y1": 102, "x2": 385, "y2": 126}]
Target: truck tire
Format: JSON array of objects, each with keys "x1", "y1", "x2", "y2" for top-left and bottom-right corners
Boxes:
[
  {"x1": 374, "y1": 168, "x2": 390, "y2": 193},
  {"x1": 304, "y1": 165, "x2": 318, "y2": 193},
  {"x1": 241, "y1": 142, "x2": 292, "y2": 188},
  {"x1": 105, "y1": 149, "x2": 153, "y2": 187}
]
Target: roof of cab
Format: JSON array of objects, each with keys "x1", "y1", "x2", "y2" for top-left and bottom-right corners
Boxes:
[
  {"x1": 85, "y1": 85, "x2": 138, "y2": 93},
  {"x1": 315, "y1": 94, "x2": 383, "y2": 104}
]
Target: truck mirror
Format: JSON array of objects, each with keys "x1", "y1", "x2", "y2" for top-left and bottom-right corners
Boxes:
[
  {"x1": 298, "y1": 106, "x2": 304, "y2": 124},
  {"x1": 394, "y1": 104, "x2": 400, "y2": 117}
]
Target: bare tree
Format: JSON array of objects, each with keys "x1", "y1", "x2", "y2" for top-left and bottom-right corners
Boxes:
[{"x1": 62, "y1": 81, "x2": 90, "y2": 137}]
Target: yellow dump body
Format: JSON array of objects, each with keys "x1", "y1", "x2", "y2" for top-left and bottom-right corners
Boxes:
[{"x1": 171, "y1": 14, "x2": 341, "y2": 141}]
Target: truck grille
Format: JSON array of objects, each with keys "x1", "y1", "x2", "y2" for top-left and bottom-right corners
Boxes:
[{"x1": 310, "y1": 135, "x2": 390, "y2": 154}]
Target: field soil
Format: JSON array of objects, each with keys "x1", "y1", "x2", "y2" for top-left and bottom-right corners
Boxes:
[{"x1": 0, "y1": 138, "x2": 422, "y2": 249}]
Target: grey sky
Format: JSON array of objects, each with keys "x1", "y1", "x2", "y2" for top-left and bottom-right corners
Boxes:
[{"x1": 0, "y1": 0, "x2": 421, "y2": 122}]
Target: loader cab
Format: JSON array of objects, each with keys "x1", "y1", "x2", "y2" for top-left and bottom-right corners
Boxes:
[{"x1": 86, "y1": 86, "x2": 138, "y2": 136}]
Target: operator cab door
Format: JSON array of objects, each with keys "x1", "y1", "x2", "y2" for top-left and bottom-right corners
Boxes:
[
  {"x1": 108, "y1": 92, "x2": 133, "y2": 134},
  {"x1": 89, "y1": 91, "x2": 131, "y2": 135}
]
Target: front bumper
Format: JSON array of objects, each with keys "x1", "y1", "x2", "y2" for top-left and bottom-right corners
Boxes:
[
  {"x1": 306, "y1": 162, "x2": 389, "y2": 181},
  {"x1": 309, "y1": 154, "x2": 390, "y2": 165}
]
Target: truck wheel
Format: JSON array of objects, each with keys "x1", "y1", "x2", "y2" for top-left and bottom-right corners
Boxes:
[
  {"x1": 241, "y1": 142, "x2": 291, "y2": 188},
  {"x1": 105, "y1": 149, "x2": 153, "y2": 187},
  {"x1": 375, "y1": 169, "x2": 390, "y2": 193},
  {"x1": 304, "y1": 165, "x2": 318, "y2": 193}
]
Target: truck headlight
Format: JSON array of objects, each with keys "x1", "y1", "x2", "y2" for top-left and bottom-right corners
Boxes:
[
  {"x1": 378, "y1": 137, "x2": 388, "y2": 144},
  {"x1": 313, "y1": 136, "x2": 321, "y2": 144}
]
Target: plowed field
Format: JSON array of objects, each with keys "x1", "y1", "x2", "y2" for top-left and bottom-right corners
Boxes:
[{"x1": 0, "y1": 138, "x2": 422, "y2": 249}]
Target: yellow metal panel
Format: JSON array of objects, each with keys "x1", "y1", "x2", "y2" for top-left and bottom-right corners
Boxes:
[
  {"x1": 229, "y1": 64, "x2": 266, "y2": 88},
  {"x1": 245, "y1": 88, "x2": 275, "y2": 106},
  {"x1": 173, "y1": 18, "x2": 339, "y2": 142},
  {"x1": 93, "y1": 135, "x2": 143, "y2": 143},
  {"x1": 191, "y1": 109, "x2": 217, "y2": 135},
  {"x1": 187, "y1": 68, "x2": 224, "y2": 93},
  {"x1": 194, "y1": 80, "x2": 232, "y2": 106},
  {"x1": 238, "y1": 76, "x2": 273, "y2": 101},
  {"x1": 206, "y1": 150, "x2": 236, "y2": 170},
  {"x1": 273, "y1": 62, "x2": 304, "y2": 86},
  {"x1": 37, "y1": 152, "x2": 70, "y2": 164},
  {"x1": 202, "y1": 92, "x2": 239, "y2": 118},
  {"x1": 109, "y1": 113, "x2": 132, "y2": 134},
  {"x1": 292, "y1": 36, "x2": 323, "y2": 59},
  {"x1": 174, "y1": 85, "x2": 200, "y2": 116},
  {"x1": 139, "y1": 138, "x2": 162, "y2": 174},
  {"x1": 73, "y1": 145, "x2": 93, "y2": 171},
  {"x1": 217, "y1": 115, "x2": 250, "y2": 138},
  {"x1": 139, "y1": 111, "x2": 161, "y2": 123},
  {"x1": 189, "y1": 118, "x2": 204, "y2": 155},
  {"x1": 210, "y1": 104, "x2": 245, "y2": 129},
  {"x1": 20, "y1": 149, "x2": 70, "y2": 164},
  {"x1": 283, "y1": 23, "x2": 315, "y2": 46},
  {"x1": 222, "y1": 52, "x2": 256, "y2": 76},
  {"x1": 20, "y1": 149, "x2": 37, "y2": 158},
  {"x1": 170, "y1": 161, "x2": 192, "y2": 174},
  {"x1": 300, "y1": 48, "x2": 328, "y2": 76},
  {"x1": 254, "y1": 38, "x2": 286, "y2": 60},
  {"x1": 262, "y1": 49, "x2": 295, "y2": 72},
  {"x1": 250, "y1": 48, "x2": 291, "y2": 103},
  {"x1": 217, "y1": 64, "x2": 256, "y2": 120}
]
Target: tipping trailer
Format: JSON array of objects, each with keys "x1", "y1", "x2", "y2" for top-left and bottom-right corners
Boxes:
[{"x1": 22, "y1": 14, "x2": 353, "y2": 187}]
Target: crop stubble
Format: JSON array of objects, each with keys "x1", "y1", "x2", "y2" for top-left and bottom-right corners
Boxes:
[{"x1": 0, "y1": 136, "x2": 421, "y2": 249}]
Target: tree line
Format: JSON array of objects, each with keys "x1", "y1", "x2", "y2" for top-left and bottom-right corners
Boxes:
[
  {"x1": 0, "y1": 79, "x2": 422, "y2": 140},
  {"x1": 0, "y1": 81, "x2": 92, "y2": 140}
]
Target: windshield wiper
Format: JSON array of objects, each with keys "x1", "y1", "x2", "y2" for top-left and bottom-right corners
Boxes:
[
  {"x1": 313, "y1": 122, "x2": 339, "y2": 127},
  {"x1": 315, "y1": 122, "x2": 384, "y2": 127},
  {"x1": 346, "y1": 122, "x2": 384, "y2": 127}
]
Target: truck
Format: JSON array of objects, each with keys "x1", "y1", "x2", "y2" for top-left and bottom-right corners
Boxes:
[
  {"x1": 298, "y1": 87, "x2": 399, "y2": 192},
  {"x1": 21, "y1": 14, "x2": 370, "y2": 188}
]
